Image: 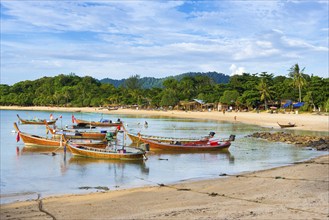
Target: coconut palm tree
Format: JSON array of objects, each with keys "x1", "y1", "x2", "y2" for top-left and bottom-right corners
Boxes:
[
  {"x1": 124, "y1": 75, "x2": 143, "y2": 105},
  {"x1": 289, "y1": 64, "x2": 307, "y2": 102},
  {"x1": 257, "y1": 78, "x2": 271, "y2": 110}
]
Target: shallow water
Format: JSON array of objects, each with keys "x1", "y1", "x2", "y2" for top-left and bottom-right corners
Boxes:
[{"x1": 1, "y1": 110, "x2": 327, "y2": 204}]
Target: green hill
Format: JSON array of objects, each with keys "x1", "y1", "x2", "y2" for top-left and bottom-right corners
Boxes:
[{"x1": 100, "y1": 71, "x2": 230, "y2": 88}]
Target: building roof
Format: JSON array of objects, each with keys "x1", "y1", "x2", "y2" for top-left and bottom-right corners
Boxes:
[{"x1": 193, "y1": 99, "x2": 205, "y2": 104}]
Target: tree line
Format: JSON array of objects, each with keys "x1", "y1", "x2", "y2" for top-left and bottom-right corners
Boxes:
[
  {"x1": 100, "y1": 71, "x2": 229, "y2": 89},
  {"x1": 1, "y1": 64, "x2": 328, "y2": 112}
]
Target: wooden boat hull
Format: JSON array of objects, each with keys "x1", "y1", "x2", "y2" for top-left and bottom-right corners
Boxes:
[
  {"x1": 277, "y1": 122, "x2": 295, "y2": 128},
  {"x1": 126, "y1": 132, "x2": 209, "y2": 144},
  {"x1": 75, "y1": 118, "x2": 122, "y2": 127},
  {"x1": 45, "y1": 123, "x2": 110, "y2": 140},
  {"x1": 18, "y1": 132, "x2": 108, "y2": 148},
  {"x1": 53, "y1": 131, "x2": 107, "y2": 140},
  {"x1": 17, "y1": 114, "x2": 57, "y2": 125},
  {"x1": 14, "y1": 123, "x2": 108, "y2": 148},
  {"x1": 140, "y1": 138, "x2": 231, "y2": 152},
  {"x1": 69, "y1": 140, "x2": 108, "y2": 149},
  {"x1": 19, "y1": 132, "x2": 61, "y2": 147},
  {"x1": 67, "y1": 143, "x2": 145, "y2": 160},
  {"x1": 127, "y1": 133, "x2": 141, "y2": 143}
]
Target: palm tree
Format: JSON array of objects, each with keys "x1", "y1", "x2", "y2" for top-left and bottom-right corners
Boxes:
[
  {"x1": 124, "y1": 75, "x2": 142, "y2": 105},
  {"x1": 257, "y1": 78, "x2": 271, "y2": 110},
  {"x1": 289, "y1": 64, "x2": 307, "y2": 102}
]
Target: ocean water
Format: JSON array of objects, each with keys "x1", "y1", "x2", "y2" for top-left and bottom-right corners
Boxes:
[{"x1": 0, "y1": 109, "x2": 327, "y2": 204}]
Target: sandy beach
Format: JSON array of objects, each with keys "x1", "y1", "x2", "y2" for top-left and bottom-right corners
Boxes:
[
  {"x1": 1, "y1": 155, "x2": 328, "y2": 220},
  {"x1": 1, "y1": 106, "x2": 328, "y2": 219},
  {"x1": 1, "y1": 105, "x2": 329, "y2": 132}
]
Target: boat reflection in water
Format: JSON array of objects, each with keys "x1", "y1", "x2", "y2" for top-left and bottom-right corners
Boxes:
[
  {"x1": 68, "y1": 156, "x2": 150, "y2": 175},
  {"x1": 20, "y1": 145, "x2": 66, "y2": 155},
  {"x1": 149, "y1": 150, "x2": 235, "y2": 165},
  {"x1": 68, "y1": 156, "x2": 149, "y2": 189},
  {"x1": 19, "y1": 146, "x2": 69, "y2": 175}
]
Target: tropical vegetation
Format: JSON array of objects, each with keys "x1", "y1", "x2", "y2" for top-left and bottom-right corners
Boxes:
[{"x1": 1, "y1": 65, "x2": 328, "y2": 112}]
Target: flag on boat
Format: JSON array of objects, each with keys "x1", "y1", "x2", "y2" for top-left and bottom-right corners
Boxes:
[
  {"x1": 16, "y1": 131, "x2": 20, "y2": 142},
  {"x1": 72, "y1": 115, "x2": 76, "y2": 123}
]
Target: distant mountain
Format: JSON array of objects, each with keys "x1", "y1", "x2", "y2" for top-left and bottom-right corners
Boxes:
[
  {"x1": 172, "y1": 72, "x2": 230, "y2": 84},
  {"x1": 100, "y1": 72, "x2": 230, "y2": 88},
  {"x1": 99, "y1": 78, "x2": 125, "y2": 88}
]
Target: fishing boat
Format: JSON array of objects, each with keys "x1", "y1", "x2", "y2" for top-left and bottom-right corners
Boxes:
[
  {"x1": 72, "y1": 115, "x2": 123, "y2": 127},
  {"x1": 17, "y1": 114, "x2": 58, "y2": 125},
  {"x1": 45, "y1": 123, "x2": 112, "y2": 140},
  {"x1": 277, "y1": 122, "x2": 296, "y2": 128},
  {"x1": 14, "y1": 123, "x2": 108, "y2": 148},
  {"x1": 139, "y1": 136, "x2": 233, "y2": 152},
  {"x1": 14, "y1": 122, "x2": 63, "y2": 147},
  {"x1": 126, "y1": 131, "x2": 214, "y2": 145},
  {"x1": 67, "y1": 142, "x2": 146, "y2": 161},
  {"x1": 71, "y1": 125, "x2": 96, "y2": 129}
]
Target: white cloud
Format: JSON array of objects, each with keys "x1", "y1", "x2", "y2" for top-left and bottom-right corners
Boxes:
[
  {"x1": 256, "y1": 41, "x2": 273, "y2": 49},
  {"x1": 0, "y1": 0, "x2": 328, "y2": 85},
  {"x1": 229, "y1": 64, "x2": 246, "y2": 76}
]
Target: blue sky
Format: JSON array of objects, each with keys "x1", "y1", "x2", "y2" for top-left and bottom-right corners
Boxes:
[{"x1": 1, "y1": 0, "x2": 328, "y2": 85}]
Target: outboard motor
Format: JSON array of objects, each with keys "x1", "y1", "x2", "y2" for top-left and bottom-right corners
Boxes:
[
  {"x1": 140, "y1": 143, "x2": 150, "y2": 152},
  {"x1": 106, "y1": 132, "x2": 114, "y2": 141},
  {"x1": 145, "y1": 143, "x2": 150, "y2": 151},
  {"x1": 75, "y1": 132, "x2": 82, "y2": 137},
  {"x1": 229, "y1": 135, "x2": 236, "y2": 141}
]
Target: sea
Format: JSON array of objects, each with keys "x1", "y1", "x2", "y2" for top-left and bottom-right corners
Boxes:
[{"x1": 1, "y1": 109, "x2": 327, "y2": 204}]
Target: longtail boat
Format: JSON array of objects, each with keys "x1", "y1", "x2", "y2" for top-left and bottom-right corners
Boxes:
[
  {"x1": 139, "y1": 136, "x2": 233, "y2": 152},
  {"x1": 277, "y1": 122, "x2": 296, "y2": 128},
  {"x1": 14, "y1": 123, "x2": 108, "y2": 148},
  {"x1": 45, "y1": 123, "x2": 110, "y2": 140},
  {"x1": 72, "y1": 115, "x2": 123, "y2": 127},
  {"x1": 17, "y1": 114, "x2": 57, "y2": 125},
  {"x1": 67, "y1": 142, "x2": 146, "y2": 161},
  {"x1": 126, "y1": 132, "x2": 214, "y2": 145}
]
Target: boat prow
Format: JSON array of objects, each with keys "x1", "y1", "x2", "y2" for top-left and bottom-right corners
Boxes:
[{"x1": 277, "y1": 122, "x2": 296, "y2": 128}]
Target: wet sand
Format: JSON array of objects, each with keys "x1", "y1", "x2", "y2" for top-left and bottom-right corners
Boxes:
[
  {"x1": 1, "y1": 155, "x2": 328, "y2": 220},
  {"x1": 1, "y1": 106, "x2": 328, "y2": 219}
]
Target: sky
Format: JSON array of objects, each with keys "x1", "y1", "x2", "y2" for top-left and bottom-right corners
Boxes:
[{"x1": 1, "y1": 0, "x2": 328, "y2": 85}]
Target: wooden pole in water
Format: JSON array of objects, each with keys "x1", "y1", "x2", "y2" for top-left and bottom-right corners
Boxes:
[{"x1": 51, "y1": 135, "x2": 64, "y2": 155}]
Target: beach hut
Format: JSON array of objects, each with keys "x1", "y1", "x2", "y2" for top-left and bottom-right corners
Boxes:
[{"x1": 178, "y1": 99, "x2": 205, "y2": 111}]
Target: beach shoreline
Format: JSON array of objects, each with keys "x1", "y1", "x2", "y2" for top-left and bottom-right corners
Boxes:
[
  {"x1": 1, "y1": 106, "x2": 328, "y2": 219},
  {"x1": 1, "y1": 105, "x2": 328, "y2": 132},
  {"x1": 1, "y1": 155, "x2": 328, "y2": 219}
]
